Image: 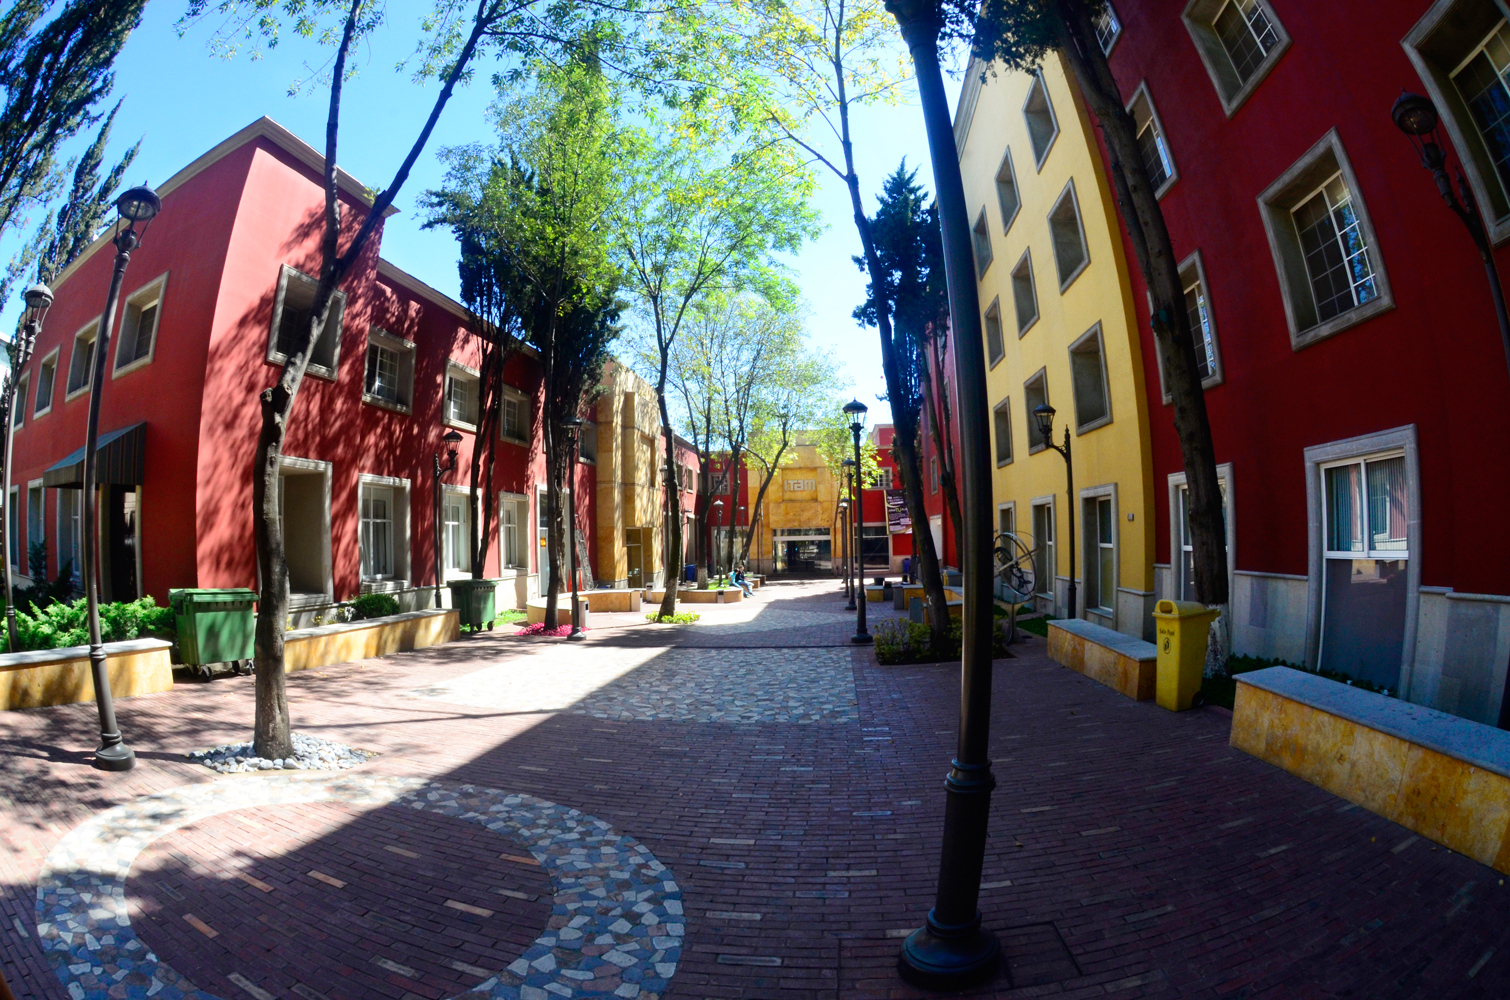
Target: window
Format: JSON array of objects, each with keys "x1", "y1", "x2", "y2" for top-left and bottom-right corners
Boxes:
[
  {"x1": 65, "y1": 322, "x2": 98, "y2": 398},
  {"x1": 1176, "y1": 479, "x2": 1229, "y2": 602},
  {"x1": 10, "y1": 374, "x2": 26, "y2": 428},
  {"x1": 268, "y1": 265, "x2": 345, "y2": 379},
  {"x1": 1128, "y1": 85, "x2": 1176, "y2": 196},
  {"x1": 1031, "y1": 500, "x2": 1055, "y2": 598},
  {"x1": 6, "y1": 486, "x2": 15, "y2": 571},
  {"x1": 1258, "y1": 131, "x2": 1391, "y2": 349},
  {"x1": 1048, "y1": 180, "x2": 1090, "y2": 290},
  {"x1": 993, "y1": 399, "x2": 1013, "y2": 467},
  {"x1": 1011, "y1": 249, "x2": 1038, "y2": 336},
  {"x1": 972, "y1": 208, "x2": 994, "y2": 278},
  {"x1": 360, "y1": 485, "x2": 395, "y2": 580},
  {"x1": 363, "y1": 329, "x2": 415, "y2": 413},
  {"x1": 1182, "y1": 0, "x2": 1289, "y2": 116},
  {"x1": 443, "y1": 489, "x2": 472, "y2": 575},
  {"x1": 995, "y1": 149, "x2": 1021, "y2": 233},
  {"x1": 1084, "y1": 495, "x2": 1115, "y2": 614},
  {"x1": 998, "y1": 503, "x2": 1015, "y2": 540},
  {"x1": 578, "y1": 421, "x2": 597, "y2": 463},
  {"x1": 27, "y1": 484, "x2": 43, "y2": 570},
  {"x1": 501, "y1": 388, "x2": 528, "y2": 443},
  {"x1": 1024, "y1": 368, "x2": 1050, "y2": 453},
  {"x1": 56, "y1": 488, "x2": 80, "y2": 584},
  {"x1": 984, "y1": 299, "x2": 1004, "y2": 367},
  {"x1": 1068, "y1": 324, "x2": 1112, "y2": 433},
  {"x1": 930, "y1": 457, "x2": 939, "y2": 494},
  {"x1": 877, "y1": 468, "x2": 894, "y2": 490},
  {"x1": 33, "y1": 349, "x2": 57, "y2": 417},
  {"x1": 1154, "y1": 250, "x2": 1224, "y2": 402},
  {"x1": 1094, "y1": 1, "x2": 1122, "y2": 54},
  {"x1": 1405, "y1": 6, "x2": 1510, "y2": 242},
  {"x1": 500, "y1": 494, "x2": 527, "y2": 568},
  {"x1": 445, "y1": 362, "x2": 481, "y2": 428},
  {"x1": 1023, "y1": 72, "x2": 1059, "y2": 168},
  {"x1": 115, "y1": 275, "x2": 165, "y2": 374}
]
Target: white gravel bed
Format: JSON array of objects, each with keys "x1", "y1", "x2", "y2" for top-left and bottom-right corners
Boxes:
[{"x1": 187, "y1": 732, "x2": 377, "y2": 773}]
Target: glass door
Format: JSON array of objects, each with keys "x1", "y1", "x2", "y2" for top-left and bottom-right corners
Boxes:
[{"x1": 1319, "y1": 454, "x2": 1408, "y2": 690}]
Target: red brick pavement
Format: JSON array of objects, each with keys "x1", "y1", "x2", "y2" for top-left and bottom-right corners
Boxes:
[{"x1": 1, "y1": 579, "x2": 1507, "y2": 999}]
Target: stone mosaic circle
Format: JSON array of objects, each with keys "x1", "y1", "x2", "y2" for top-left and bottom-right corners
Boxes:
[{"x1": 35, "y1": 773, "x2": 684, "y2": 1000}]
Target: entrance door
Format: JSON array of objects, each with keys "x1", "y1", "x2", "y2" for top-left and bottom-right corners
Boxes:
[
  {"x1": 929, "y1": 516, "x2": 944, "y2": 566},
  {"x1": 1319, "y1": 454, "x2": 1409, "y2": 690},
  {"x1": 102, "y1": 485, "x2": 138, "y2": 602},
  {"x1": 626, "y1": 527, "x2": 643, "y2": 589}
]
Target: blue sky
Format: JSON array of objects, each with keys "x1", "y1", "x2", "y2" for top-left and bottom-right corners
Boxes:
[{"x1": 1, "y1": 3, "x2": 964, "y2": 425}]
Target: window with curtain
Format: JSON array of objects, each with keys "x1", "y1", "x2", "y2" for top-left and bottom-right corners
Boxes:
[
  {"x1": 444, "y1": 494, "x2": 471, "y2": 574},
  {"x1": 360, "y1": 485, "x2": 394, "y2": 579},
  {"x1": 501, "y1": 499, "x2": 524, "y2": 568}
]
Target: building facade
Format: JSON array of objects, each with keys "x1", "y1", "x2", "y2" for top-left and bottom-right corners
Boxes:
[{"x1": 955, "y1": 49, "x2": 1159, "y2": 639}]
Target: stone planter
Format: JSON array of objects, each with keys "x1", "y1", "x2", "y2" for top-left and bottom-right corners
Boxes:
[{"x1": 448, "y1": 578, "x2": 500, "y2": 630}]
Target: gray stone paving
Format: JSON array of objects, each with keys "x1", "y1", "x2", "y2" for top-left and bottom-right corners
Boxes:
[
  {"x1": 34, "y1": 774, "x2": 682, "y2": 1000},
  {"x1": 411, "y1": 645, "x2": 858, "y2": 723}
]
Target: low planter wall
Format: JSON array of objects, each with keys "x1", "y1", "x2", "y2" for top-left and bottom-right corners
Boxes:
[
  {"x1": 646, "y1": 589, "x2": 742, "y2": 605},
  {"x1": 584, "y1": 589, "x2": 641, "y2": 613},
  {"x1": 1047, "y1": 619, "x2": 1157, "y2": 701},
  {"x1": 1233, "y1": 666, "x2": 1510, "y2": 873},
  {"x1": 284, "y1": 609, "x2": 458, "y2": 673},
  {"x1": 526, "y1": 596, "x2": 591, "y2": 627},
  {"x1": 0, "y1": 638, "x2": 173, "y2": 711}
]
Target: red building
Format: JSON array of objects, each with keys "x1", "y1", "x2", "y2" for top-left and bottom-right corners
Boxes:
[
  {"x1": 7, "y1": 117, "x2": 599, "y2": 621},
  {"x1": 1098, "y1": 0, "x2": 1510, "y2": 725}
]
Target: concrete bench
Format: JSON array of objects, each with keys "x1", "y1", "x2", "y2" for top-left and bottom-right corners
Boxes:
[
  {"x1": 645, "y1": 588, "x2": 743, "y2": 604},
  {"x1": 1233, "y1": 666, "x2": 1510, "y2": 873},
  {"x1": 894, "y1": 584, "x2": 926, "y2": 610},
  {"x1": 285, "y1": 609, "x2": 458, "y2": 670},
  {"x1": 584, "y1": 589, "x2": 641, "y2": 613},
  {"x1": 0, "y1": 638, "x2": 174, "y2": 710},
  {"x1": 526, "y1": 596, "x2": 591, "y2": 626},
  {"x1": 1047, "y1": 618, "x2": 1157, "y2": 701},
  {"x1": 864, "y1": 585, "x2": 887, "y2": 603}
]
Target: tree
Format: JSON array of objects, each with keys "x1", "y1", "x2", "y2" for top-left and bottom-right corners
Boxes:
[
  {"x1": 959, "y1": 0, "x2": 1230, "y2": 665},
  {"x1": 612, "y1": 120, "x2": 815, "y2": 617},
  {"x1": 664, "y1": 298, "x2": 721, "y2": 586},
  {"x1": 853, "y1": 162, "x2": 952, "y2": 643}
]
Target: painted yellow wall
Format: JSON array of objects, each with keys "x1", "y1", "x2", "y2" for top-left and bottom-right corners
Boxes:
[
  {"x1": 592, "y1": 361, "x2": 665, "y2": 587},
  {"x1": 749, "y1": 441, "x2": 850, "y2": 575},
  {"x1": 956, "y1": 52, "x2": 1157, "y2": 639}
]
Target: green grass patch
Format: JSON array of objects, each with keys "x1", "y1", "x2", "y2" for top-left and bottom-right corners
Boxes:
[
  {"x1": 459, "y1": 608, "x2": 528, "y2": 634},
  {"x1": 646, "y1": 611, "x2": 701, "y2": 624},
  {"x1": 1014, "y1": 613, "x2": 1054, "y2": 638},
  {"x1": 1199, "y1": 654, "x2": 1394, "y2": 710}
]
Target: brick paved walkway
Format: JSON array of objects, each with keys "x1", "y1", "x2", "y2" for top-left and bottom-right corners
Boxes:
[{"x1": 1, "y1": 579, "x2": 1507, "y2": 999}]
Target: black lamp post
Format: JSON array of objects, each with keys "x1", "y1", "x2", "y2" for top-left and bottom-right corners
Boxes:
[
  {"x1": 4, "y1": 284, "x2": 51, "y2": 652},
  {"x1": 838, "y1": 499, "x2": 851, "y2": 603},
  {"x1": 433, "y1": 428, "x2": 463, "y2": 607},
  {"x1": 841, "y1": 458, "x2": 856, "y2": 606},
  {"x1": 1392, "y1": 92, "x2": 1510, "y2": 381},
  {"x1": 843, "y1": 399, "x2": 872, "y2": 645},
  {"x1": 81, "y1": 186, "x2": 161, "y2": 772},
  {"x1": 1033, "y1": 404, "x2": 1075, "y2": 621},
  {"x1": 563, "y1": 416, "x2": 585, "y2": 640}
]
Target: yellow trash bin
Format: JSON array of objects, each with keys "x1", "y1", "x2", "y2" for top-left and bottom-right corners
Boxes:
[{"x1": 1151, "y1": 599, "x2": 1221, "y2": 711}]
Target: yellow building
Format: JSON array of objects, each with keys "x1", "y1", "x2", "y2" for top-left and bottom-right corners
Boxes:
[
  {"x1": 955, "y1": 51, "x2": 1157, "y2": 639},
  {"x1": 590, "y1": 360, "x2": 668, "y2": 589},
  {"x1": 746, "y1": 437, "x2": 849, "y2": 578}
]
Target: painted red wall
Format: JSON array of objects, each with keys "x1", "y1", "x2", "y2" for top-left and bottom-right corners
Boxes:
[{"x1": 1103, "y1": 0, "x2": 1510, "y2": 593}]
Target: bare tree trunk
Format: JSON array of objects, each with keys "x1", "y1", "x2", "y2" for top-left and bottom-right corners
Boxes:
[
  {"x1": 918, "y1": 341, "x2": 963, "y2": 568},
  {"x1": 656, "y1": 416, "x2": 681, "y2": 617}
]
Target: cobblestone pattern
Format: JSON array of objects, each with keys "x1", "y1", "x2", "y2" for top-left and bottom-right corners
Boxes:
[
  {"x1": 34, "y1": 774, "x2": 682, "y2": 1000},
  {"x1": 412, "y1": 645, "x2": 858, "y2": 724}
]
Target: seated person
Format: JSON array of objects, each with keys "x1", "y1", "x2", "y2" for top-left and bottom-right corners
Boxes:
[{"x1": 733, "y1": 564, "x2": 754, "y2": 598}]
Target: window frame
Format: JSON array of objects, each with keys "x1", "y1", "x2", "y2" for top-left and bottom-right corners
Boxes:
[
  {"x1": 357, "y1": 473, "x2": 411, "y2": 588},
  {"x1": 972, "y1": 207, "x2": 994, "y2": 278},
  {"x1": 55, "y1": 486, "x2": 81, "y2": 586},
  {"x1": 1023, "y1": 367, "x2": 1051, "y2": 454},
  {"x1": 1047, "y1": 179, "x2": 1091, "y2": 292},
  {"x1": 63, "y1": 319, "x2": 100, "y2": 402},
  {"x1": 1068, "y1": 323, "x2": 1114, "y2": 435},
  {"x1": 1150, "y1": 249, "x2": 1225, "y2": 403},
  {"x1": 6, "y1": 485, "x2": 16, "y2": 573},
  {"x1": 362, "y1": 327, "x2": 416, "y2": 415},
  {"x1": 32, "y1": 347, "x2": 59, "y2": 419},
  {"x1": 1080, "y1": 484, "x2": 1119, "y2": 617},
  {"x1": 1257, "y1": 129, "x2": 1393, "y2": 350},
  {"x1": 1030, "y1": 495, "x2": 1057, "y2": 602},
  {"x1": 995, "y1": 148, "x2": 1022, "y2": 234},
  {"x1": 498, "y1": 490, "x2": 529, "y2": 570},
  {"x1": 1023, "y1": 71, "x2": 1060, "y2": 170},
  {"x1": 1167, "y1": 462, "x2": 1235, "y2": 604},
  {"x1": 1094, "y1": 0, "x2": 1123, "y2": 55},
  {"x1": 267, "y1": 264, "x2": 346, "y2": 381},
  {"x1": 443, "y1": 360, "x2": 482, "y2": 432},
  {"x1": 442, "y1": 484, "x2": 476, "y2": 579},
  {"x1": 1181, "y1": 0, "x2": 1291, "y2": 118},
  {"x1": 500, "y1": 385, "x2": 530, "y2": 444},
  {"x1": 112, "y1": 271, "x2": 168, "y2": 378},
  {"x1": 578, "y1": 420, "x2": 598, "y2": 465},
  {"x1": 993, "y1": 397, "x2": 1013, "y2": 467},
  {"x1": 984, "y1": 297, "x2": 1005, "y2": 368},
  {"x1": 10, "y1": 373, "x2": 27, "y2": 430},
  {"x1": 1011, "y1": 248, "x2": 1039, "y2": 337},
  {"x1": 1126, "y1": 82, "x2": 1178, "y2": 199}
]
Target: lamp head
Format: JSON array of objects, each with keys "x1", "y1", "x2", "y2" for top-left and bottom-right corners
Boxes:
[
  {"x1": 1032, "y1": 403, "x2": 1056, "y2": 443},
  {"x1": 841, "y1": 458, "x2": 855, "y2": 469},
  {"x1": 116, "y1": 185, "x2": 161, "y2": 224},
  {"x1": 442, "y1": 429, "x2": 463, "y2": 459},
  {"x1": 1392, "y1": 91, "x2": 1439, "y2": 137},
  {"x1": 22, "y1": 283, "x2": 52, "y2": 329}
]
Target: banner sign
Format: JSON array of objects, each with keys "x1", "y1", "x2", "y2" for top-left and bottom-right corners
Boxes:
[{"x1": 885, "y1": 489, "x2": 911, "y2": 534}]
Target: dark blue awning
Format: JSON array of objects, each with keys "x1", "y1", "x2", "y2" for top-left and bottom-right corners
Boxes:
[{"x1": 42, "y1": 422, "x2": 146, "y2": 488}]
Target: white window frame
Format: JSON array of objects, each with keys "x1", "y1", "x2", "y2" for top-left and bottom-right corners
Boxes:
[
  {"x1": 1150, "y1": 249, "x2": 1225, "y2": 403},
  {"x1": 997, "y1": 500, "x2": 1017, "y2": 540},
  {"x1": 1127, "y1": 82, "x2": 1177, "y2": 199},
  {"x1": 6, "y1": 485, "x2": 17, "y2": 574},
  {"x1": 1257, "y1": 129, "x2": 1393, "y2": 350},
  {"x1": 1047, "y1": 179, "x2": 1091, "y2": 292},
  {"x1": 996, "y1": 148, "x2": 1021, "y2": 234},
  {"x1": 276, "y1": 455, "x2": 335, "y2": 604},
  {"x1": 993, "y1": 397, "x2": 1013, "y2": 468},
  {"x1": 112, "y1": 271, "x2": 167, "y2": 377},
  {"x1": 1030, "y1": 495, "x2": 1057, "y2": 601},
  {"x1": 1094, "y1": 1, "x2": 1122, "y2": 55},
  {"x1": 1023, "y1": 366, "x2": 1051, "y2": 454},
  {"x1": 442, "y1": 484, "x2": 477, "y2": 580},
  {"x1": 1302, "y1": 426, "x2": 1421, "y2": 692},
  {"x1": 1167, "y1": 463, "x2": 1235, "y2": 603},
  {"x1": 26, "y1": 479, "x2": 43, "y2": 562},
  {"x1": 1080, "y1": 483, "x2": 1119, "y2": 618},
  {"x1": 32, "y1": 347, "x2": 58, "y2": 418},
  {"x1": 11, "y1": 373, "x2": 27, "y2": 430},
  {"x1": 578, "y1": 420, "x2": 598, "y2": 465},
  {"x1": 267, "y1": 264, "x2": 345, "y2": 381},
  {"x1": 498, "y1": 490, "x2": 529, "y2": 571},
  {"x1": 1011, "y1": 248, "x2": 1039, "y2": 337},
  {"x1": 362, "y1": 328, "x2": 416, "y2": 415},
  {"x1": 500, "y1": 385, "x2": 530, "y2": 444},
  {"x1": 64, "y1": 319, "x2": 100, "y2": 402},
  {"x1": 357, "y1": 473, "x2": 410, "y2": 588},
  {"x1": 984, "y1": 297, "x2": 1005, "y2": 368},
  {"x1": 1023, "y1": 71, "x2": 1060, "y2": 170},
  {"x1": 1068, "y1": 323, "x2": 1113, "y2": 435},
  {"x1": 55, "y1": 487, "x2": 80, "y2": 586},
  {"x1": 1181, "y1": 0, "x2": 1291, "y2": 117},
  {"x1": 444, "y1": 360, "x2": 481, "y2": 431},
  {"x1": 972, "y1": 207, "x2": 994, "y2": 278}
]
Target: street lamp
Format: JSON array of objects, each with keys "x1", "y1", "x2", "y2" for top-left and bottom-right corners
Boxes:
[
  {"x1": 79, "y1": 186, "x2": 161, "y2": 771},
  {"x1": 4, "y1": 284, "x2": 51, "y2": 651},
  {"x1": 563, "y1": 416, "x2": 586, "y2": 640},
  {"x1": 1392, "y1": 91, "x2": 1510, "y2": 381},
  {"x1": 433, "y1": 427, "x2": 463, "y2": 608},
  {"x1": 843, "y1": 399, "x2": 871, "y2": 645},
  {"x1": 838, "y1": 500, "x2": 851, "y2": 603},
  {"x1": 840, "y1": 458, "x2": 856, "y2": 607},
  {"x1": 1033, "y1": 404, "x2": 1076, "y2": 621}
]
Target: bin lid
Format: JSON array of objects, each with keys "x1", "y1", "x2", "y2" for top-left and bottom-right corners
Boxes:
[
  {"x1": 170, "y1": 588, "x2": 260, "y2": 604},
  {"x1": 1153, "y1": 599, "x2": 1221, "y2": 618}
]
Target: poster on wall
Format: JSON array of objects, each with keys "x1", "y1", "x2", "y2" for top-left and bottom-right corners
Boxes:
[{"x1": 885, "y1": 489, "x2": 911, "y2": 534}]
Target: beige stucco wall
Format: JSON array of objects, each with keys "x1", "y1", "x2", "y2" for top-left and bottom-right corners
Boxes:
[{"x1": 593, "y1": 361, "x2": 664, "y2": 587}]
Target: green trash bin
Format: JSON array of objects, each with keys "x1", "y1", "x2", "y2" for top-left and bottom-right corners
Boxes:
[
  {"x1": 170, "y1": 588, "x2": 258, "y2": 679},
  {"x1": 448, "y1": 579, "x2": 500, "y2": 630}
]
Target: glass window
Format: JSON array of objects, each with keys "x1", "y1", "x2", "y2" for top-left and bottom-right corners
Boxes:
[
  {"x1": 11, "y1": 375, "x2": 25, "y2": 428},
  {"x1": 1024, "y1": 73, "x2": 1059, "y2": 166},
  {"x1": 1048, "y1": 181, "x2": 1089, "y2": 288},
  {"x1": 1183, "y1": 277, "x2": 1217, "y2": 380},
  {"x1": 1213, "y1": 0, "x2": 1279, "y2": 84},
  {"x1": 1012, "y1": 249, "x2": 1038, "y2": 335},
  {"x1": 27, "y1": 485, "x2": 43, "y2": 567},
  {"x1": 1094, "y1": 1, "x2": 1121, "y2": 53},
  {"x1": 1454, "y1": 23, "x2": 1510, "y2": 206},
  {"x1": 1024, "y1": 370, "x2": 1050, "y2": 451},
  {"x1": 1178, "y1": 481, "x2": 1229, "y2": 601},
  {"x1": 930, "y1": 457, "x2": 939, "y2": 494},
  {"x1": 1090, "y1": 497, "x2": 1114, "y2": 613},
  {"x1": 444, "y1": 494, "x2": 471, "y2": 573},
  {"x1": 360, "y1": 485, "x2": 394, "y2": 579},
  {"x1": 502, "y1": 393, "x2": 526, "y2": 441},
  {"x1": 1069, "y1": 326, "x2": 1111, "y2": 431},
  {"x1": 1292, "y1": 174, "x2": 1378, "y2": 324},
  {"x1": 1032, "y1": 502, "x2": 1055, "y2": 598},
  {"x1": 117, "y1": 291, "x2": 160, "y2": 370},
  {"x1": 365, "y1": 344, "x2": 401, "y2": 402},
  {"x1": 995, "y1": 150, "x2": 1020, "y2": 232},
  {"x1": 984, "y1": 300, "x2": 1004, "y2": 365},
  {"x1": 972, "y1": 208, "x2": 993, "y2": 277},
  {"x1": 502, "y1": 499, "x2": 522, "y2": 567},
  {"x1": 993, "y1": 400, "x2": 1012, "y2": 466},
  {"x1": 56, "y1": 488, "x2": 80, "y2": 585},
  {"x1": 34, "y1": 355, "x2": 56, "y2": 416},
  {"x1": 271, "y1": 268, "x2": 342, "y2": 374},
  {"x1": 66, "y1": 326, "x2": 96, "y2": 395},
  {"x1": 6, "y1": 488, "x2": 16, "y2": 570},
  {"x1": 446, "y1": 370, "x2": 479, "y2": 425},
  {"x1": 1131, "y1": 91, "x2": 1174, "y2": 192}
]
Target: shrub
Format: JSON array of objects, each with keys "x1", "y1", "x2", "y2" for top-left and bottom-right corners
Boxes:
[
  {"x1": 349, "y1": 592, "x2": 400, "y2": 621},
  {"x1": 873, "y1": 616, "x2": 1010, "y2": 665},
  {"x1": 2, "y1": 596, "x2": 175, "y2": 654},
  {"x1": 646, "y1": 611, "x2": 700, "y2": 624}
]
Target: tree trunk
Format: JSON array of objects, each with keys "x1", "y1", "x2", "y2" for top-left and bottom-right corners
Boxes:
[
  {"x1": 724, "y1": 444, "x2": 741, "y2": 574},
  {"x1": 656, "y1": 415, "x2": 681, "y2": 617},
  {"x1": 1052, "y1": 4, "x2": 1229, "y2": 664},
  {"x1": 919, "y1": 342, "x2": 963, "y2": 568},
  {"x1": 741, "y1": 433, "x2": 790, "y2": 564}
]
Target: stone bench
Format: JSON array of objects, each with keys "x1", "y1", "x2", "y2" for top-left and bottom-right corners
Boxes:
[
  {"x1": 1047, "y1": 618, "x2": 1157, "y2": 701},
  {"x1": 864, "y1": 585, "x2": 887, "y2": 603},
  {"x1": 583, "y1": 589, "x2": 642, "y2": 613},
  {"x1": 285, "y1": 609, "x2": 458, "y2": 671},
  {"x1": 0, "y1": 638, "x2": 174, "y2": 710},
  {"x1": 645, "y1": 588, "x2": 743, "y2": 604},
  {"x1": 1233, "y1": 666, "x2": 1510, "y2": 873},
  {"x1": 526, "y1": 596, "x2": 591, "y2": 627},
  {"x1": 894, "y1": 584, "x2": 926, "y2": 610}
]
